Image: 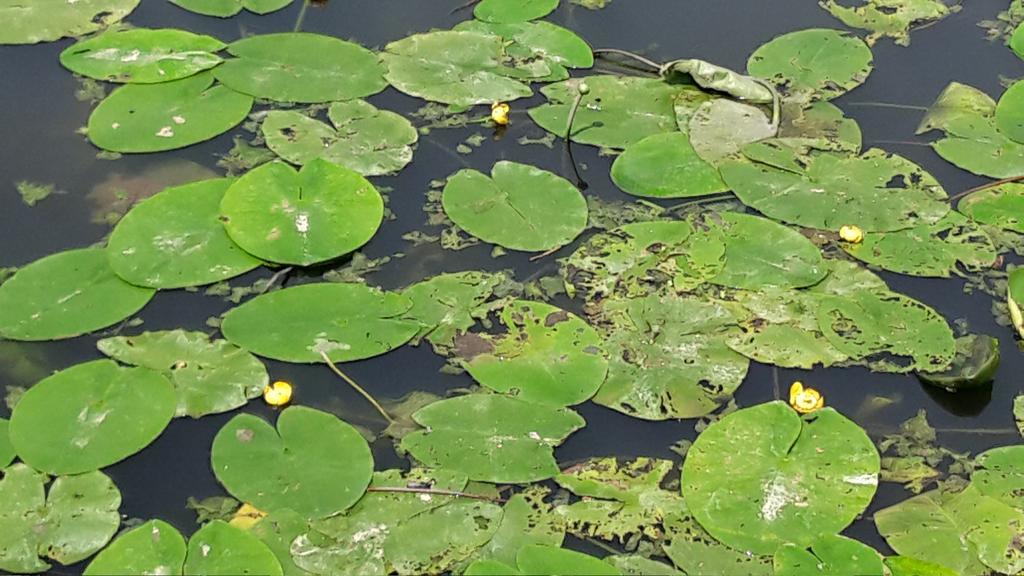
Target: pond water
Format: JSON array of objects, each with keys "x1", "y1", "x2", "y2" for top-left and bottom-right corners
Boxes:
[{"x1": 1, "y1": 0, "x2": 1023, "y2": 574}]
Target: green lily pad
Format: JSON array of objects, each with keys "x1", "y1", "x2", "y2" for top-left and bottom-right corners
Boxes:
[
  {"x1": 10, "y1": 359, "x2": 176, "y2": 474},
  {"x1": 0, "y1": 248, "x2": 155, "y2": 341},
  {"x1": 219, "y1": 159, "x2": 383, "y2": 266},
  {"x1": 682, "y1": 402, "x2": 880, "y2": 555},
  {"x1": 821, "y1": 0, "x2": 958, "y2": 46},
  {"x1": 170, "y1": 0, "x2": 293, "y2": 17},
  {"x1": 107, "y1": 178, "x2": 262, "y2": 289},
  {"x1": 707, "y1": 212, "x2": 826, "y2": 290},
  {"x1": 212, "y1": 406, "x2": 373, "y2": 518},
  {"x1": 529, "y1": 75, "x2": 698, "y2": 149},
  {"x1": 1009, "y1": 268, "x2": 1024, "y2": 339},
  {"x1": 916, "y1": 334, "x2": 999, "y2": 391},
  {"x1": 401, "y1": 271, "x2": 506, "y2": 352},
  {"x1": 442, "y1": 161, "x2": 587, "y2": 252},
  {"x1": 87, "y1": 72, "x2": 253, "y2": 153},
  {"x1": 261, "y1": 100, "x2": 417, "y2": 176},
  {"x1": 515, "y1": 544, "x2": 621, "y2": 576},
  {"x1": 996, "y1": 80, "x2": 1024, "y2": 144},
  {"x1": 401, "y1": 394, "x2": 585, "y2": 483},
  {"x1": 0, "y1": 420, "x2": 13, "y2": 468},
  {"x1": 843, "y1": 211, "x2": 996, "y2": 277},
  {"x1": 721, "y1": 142, "x2": 950, "y2": 232},
  {"x1": 97, "y1": 329, "x2": 268, "y2": 418},
  {"x1": 884, "y1": 556, "x2": 960, "y2": 576},
  {"x1": 249, "y1": 509, "x2": 309, "y2": 576},
  {"x1": 606, "y1": 555, "x2": 683, "y2": 575},
  {"x1": 0, "y1": 465, "x2": 121, "y2": 574},
  {"x1": 457, "y1": 300, "x2": 607, "y2": 407},
  {"x1": 0, "y1": 0, "x2": 139, "y2": 45},
  {"x1": 688, "y1": 99, "x2": 777, "y2": 164},
  {"x1": 221, "y1": 282, "x2": 419, "y2": 363},
  {"x1": 183, "y1": 520, "x2": 282, "y2": 576},
  {"x1": 84, "y1": 520, "x2": 187, "y2": 576},
  {"x1": 385, "y1": 500, "x2": 504, "y2": 574},
  {"x1": 610, "y1": 132, "x2": 727, "y2": 198},
  {"x1": 213, "y1": 33, "x2": 386, "y2": 103},
  {"x1": 747, "y1": 28, "x2": 872, "y2": 101},
  {"x1": 958, "y1": 182, "x2": 1024, "y2": 233},
  {"x1": 876, "y1": 485, "x2": 1024, "y2": 576},
  {"x1": 973, "y1": 445, "x2": 1024, "y2": 510},
  {"x1": 663, "y1": 504, "x2": 773, "y2": 575},
  {"x1": 773, "y1": 535, "x2": 884, "y2": 576},
  {"x1": 59, "y1": 28, "x2": 225, "y2": 84},
  {"x1": 453, "y1": 19, "x2": 593, "y2": 81},
  {"x1": 470, "y1": 488, "x2": 565, "y2": 568},
  {"x1": 382, "y1": 30, "x2": 534, "y2": 106},
  {"x1": 1013, "y1": 22, "x2": 1024, "y2": 59},
  {"x1": 593, "y1": 293, "x2": 749, "y2": 420},
  {"x1": 474, "y1": 0, "x2": 558, "y2": 22}
]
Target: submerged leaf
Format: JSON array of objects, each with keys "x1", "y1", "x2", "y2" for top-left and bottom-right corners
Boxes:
[
  {"x1": 688, "y1": 99, "x2": 777, "y2": 164},
  {"x1": 916, "y1": 334, "x2": 999, "y2": 390},
  {"x1": 453, "y1": 19, "x2": 593, "y2": 81}
]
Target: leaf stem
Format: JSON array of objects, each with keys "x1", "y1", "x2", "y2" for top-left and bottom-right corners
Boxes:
[
  {"x1": 320, "y1": 351, "x2": 396, "y2": 425},
  {"x1": 593, "y1": 48, "x2": 662, "y2": 70},
  {"x1": 845, "y1": 101, "x2": 929, "y2": 111},
  {"x1": 934, "y1": 427, "x2": 1019, "y2": 436},
  {"x1": 293, "y1": 0, "x2": 310, "y2": 32},
  {"x1": 948, "y1": 174, "x2": 1024, "y2": 203},
  {"x1": 257, "y1": 266, "x2": 293, "y2": 296},
  {"x1": 366, "y1": 486, "x2": 504, "y2": 502},
  {"x1": 565, "y1": 87, "x2": 588, "y2": 189}
]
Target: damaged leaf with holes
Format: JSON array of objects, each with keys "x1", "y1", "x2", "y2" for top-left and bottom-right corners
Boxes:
[
  {"x1": 821, "y1": 0, "x2": 960, "y2": 46},
  {"x1": 959, "y1": 182, "x2": 1024, "y2": 233},
  {"x1": 401, "y1": 271, "x2": 508, "y2": 353},
  {"x1": 610, "y1": 132, "x2": 728, "y2": 199},
  {"x1": 747, "y1": 28, "x2": 873, "y2": 101},
  {"x1": 0, "y1": 0, "x2": 139, "y2": 45},
  {"x1": 454, "y1": 19, "x2": 593, "y2": 82}
]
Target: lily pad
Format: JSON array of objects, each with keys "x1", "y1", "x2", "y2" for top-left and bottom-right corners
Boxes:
[
  {"x1": 916, "y1": 334, "x2": 999, "y2": 390},
  {"x1": 1010, "y1": 268, "x2": 1024, "y2": 339},
  {"x1": 529, "y1": 75, "x2": 698, "y2": 149},
  {"x1": 183, "y1": 520, "x2": 282, "y2": 575},
  {"x1": 0, "y1": 465, "x2": 121, "y2": 574},
  {"x1": 457, "y1": 300, "x2": 607, "y2": 406},
  {"x1": 0, "y1": 0, "x2": 139, "y2": 45},
  {"x1": 214, "y1": 33, "x2": 386, "y2": 103},
  {"x1": 707, "y1": 212, "x2": 826, "y2": 290},
  {"x1": 470, "y1": 488, "x2": 565, "y2": 568},
  {"x1": 821, "y1": 0, "x2": 958, "y2": 46},
  {"x1": 681, "y1": 402, "x2": 880, "y2": 554},
  {"x1": 382, "y1": 31, "x2": 534, "y2": 106},
  {"x1": 515, "y1": 544, "x2": 621, "y2": 575},
  {"x1": 773, "y1": 534, "x2": 884, "y2": 576},
  {"x1": 453, "y1": 19, "x2": 593, "y2": 81},
  {"x1": 972, "y1": 445, "x2": 1024, "y2": 510},
  {"x1": 958, "y1": 182, "x2": 1024, "y2": 233},
  {"x1": 221, "y1": 282, "x2": 419, "y2": 363},
  {"x1": 170, "y1": 0, "x2": 293, "y2": 17},
  {"x1": 400, "y1": 394, "x2": 585, "y2": 483},
  {"x1": 747, "y1": 29, "x2": 873, "y2": 101},
  {"x1": 0, "y1": 248, "x2": 155, "y2": 341},
  {"x1": 721, "y1": 142, "x2": 950, "y2": 232},
  {"x1": 385, "y1": 500, "x2": 504, "y2": 574},
  {"x1": 843, "y1": 211, "x2": 996, "y2": 277},
  {"x1": 83, "y1": 520, "x2": 187, "y2": 576},
  {"x1": 0, "y1": 420, "x2": 13, "y2": 468},
  {"x1": 442, "y1": 161, "x2": 588, "y2": 252},
  {"x1": 97, "y1": 329, "x2": 268, "y2": 418},
  {"x1": 219, "y1": 159, "x2": 384, "y2": 266},
  {"x1": 87, "y1": 72, "x2": 254, "y2": 153},
  {"x1": 610, "y1": 132, "x2": 727, "y2": 198},
  {"x1": 59, "y1": 28, "x2": 225, "y2": 84},
  {"x1": 401, "y1": 271, "x2": 506, "y2": 352},
  {"x1": 884, "y1": 556, "x2": 960, "y2": 576},
  {"x1": 688, "y1": 99, "x2": 777, "y2": 164},
  {"x1": 996, "y1": 79, "x2": 1024, "y2": 144},
  {"x1": 10, "y1": 359, "x2": 176, "y2": 474},
  {"x1": 262, "y1": 100, "x2": 417, "y2": 176},
  {"x1": 212, "y1": 406, "x2": 373, "y2": 518},
  {"x1": 107, "y1": 178, "x2": 262, "y2": 289},
  {"x1": 474, "y1": 0, "x2": 558, "y2": 22}
]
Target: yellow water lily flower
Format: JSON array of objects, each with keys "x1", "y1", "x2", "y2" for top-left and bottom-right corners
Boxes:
[
  {"x1": 229, "y1": 503, "x2": 267, "y2": 530},
  {"x1": 789, "y1": 381, "x2": 824, "y2": 414},
  {"x1": 491, "y1": 102, "x2": 510, "y2": 126},
  {"x1": 263, "y1": 380, "x2": 293, "y2": 407},
  {"x1": 839, "y1": 224, "x2": 864, "y2": 244}
]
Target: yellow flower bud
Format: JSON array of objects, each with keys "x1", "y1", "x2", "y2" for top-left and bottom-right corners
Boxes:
[
  {"x1": 263, "y1": 380, "x2": 293, "y2": 407},
  {"x1": 491, "y1": 102, "x2": 510, "y2": 126},
  {"x1": 789, "y1": 381, "x2": 824, "y2": 414},
  {"x1": 229, "y1": 503, "x2": 267, "y2": 530},
  {"x1": 839, "y1": 225, "x2": 864, "y2": 244}
]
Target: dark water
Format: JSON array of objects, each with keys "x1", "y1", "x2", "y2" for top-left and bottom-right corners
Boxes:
[{"x1": 0, "y1": 0, "x2": 1021, "y2": 573}]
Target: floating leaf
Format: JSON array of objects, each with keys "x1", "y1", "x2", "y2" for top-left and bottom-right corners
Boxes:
[
  {"x1": 996, "y1": 79, "x2": 1024, "y2": 144},
  {"x1": 843, "y1": 211, "x2": 996, "y2": 277},
  {"x1": 706, "y1": 212, "x2": 826, "y2": 290},
  {"x1": 107, "y1": 178, "x2": 262, "y2": 289},
  {"x1": 382, "y1": 31, "x2": 534, "y2": 106},
  {"x1": 401, "y1": 271, "x2": 506, "y2": 352},
  {"x1": 97, "y1": 329, "x2": 268, "y2": 418},
  {"x1": 663, "y1": 506, "x2": 773, "y2": 576},
  {"x1": 473, "y1": 0, "x2": 558, "y2": 22},
  {"x1": 821, "y1": 0, "x2": 958, "y2": 46},
  {"x1": 442, "y1": 161, "x2": 587, "y2": 252},
  {"x1": 774, "y1": 534, "x2": 884, "y2": 576},
  {"x1": 0, "y1": 248, "x2": 154, "y2": 341},
  {"x1": 87, "y1": 72, "x2": 253, "y2": 153},
  {"x1": 516, "y1": 544, "x2": 621, "y2": 575},
  {"x1": 470, "y1": 488, "x2": 565, "y2": 568},
  {"x1": 973, "y1": 445, "x2": 1024, "y2": 510},
  {"x1": 170, "y1": 0, "x2": 292, "y2": 17},
  {"x1": 262, "y1": 100, "x2": 417, "y2": 176},
  {"x1": 221, "y1": 282, "x2": 418, "y2": 363},
  {"x1": 959, "y1": 182, "x2": 1024, "y2": 233},
  {"x1": 400, "y1": 394, "x2": 585, "y2": 483},
  {"x1": 0, "y1": 0, "x2": 139, "y2": 45},
  {"x1": 249, "y1": 509, "x2": 309, "y2": 576},
  {"x1": 1010, "y1": 268, "x2": 1024, "y2": 339},
  {"x1": 777, "y1": 100, "x2": 862, "y2": 152},
  {"x1": 747, "y1": 29, "x2": 873, "y2": 101},
  {"x1": 83, "y1": 520, "x2": 187, "y2": 576},
  {"x1": 884, "y1": 556, "x2": 960, "y2": 576},
  {"x1": 10, "y1": 359, "x2": 175, "y2": 474},
  {"x1": 916, "y1": 334, "x2": 1000, "y2": 391},
  {"x1": 0, "y1": 465, "x2": 121, "y2": 574},
  {"x1": 458, "y1": 300, "x2": 607, "y2": 406},
  {"x1": 183, "y1": 520, "x2": 282, "y2": 575},
  {"x1": 384, "y1": 500, "x2": 503, "y2": 574},
  {"x1": 688, "y1": 99, "x2": 776, "y2": 164},
  {"x1": 453, "y1": 19, "x2": 593, "y2": 81},
  {"x1": 212, "y1": 406, "x2": 373, "y2": 518},
  {"x1": 0, "y1": 420, "x2": 13, "y2": 468},
  {"x1": 219, "y1": 159, "x2": 383, "y2": 266},
  {"x1": 214, "y1": 33, "x2": 386, "y2": 103},
  {"x1": 682, "y1": 402, "x2": 880, "y2": 554},
  {"x1": 530, "y1": 75, "x2": 697, "y2": 149},
  {"x1": 610, "y1": 132, "x2": 727, "y2": 199},
  {"x1": 606, "y1": 555, "x2": 683, "y2": 575},
  {"x1": 721, "y1": 142, "x2": 950, "y2": 232},
  {"x1": 59, "y1": 28, "x2": 225, "y2": 84}
]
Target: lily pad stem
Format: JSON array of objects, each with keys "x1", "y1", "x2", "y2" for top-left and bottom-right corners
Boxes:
[
  {"x1": 529, "y1": 246, "x2": 563, "y2": 262},
  {"x1": 948, "y1": 174, "x2": 1024, "y2": 203},
  {"x1": 366, "y1": 486, "x2": 504, "y2": 503},
  {"x1": 293, "y1": 0, "x2": 310, "y2": 32},
  {"x1": 320, "y1": 351, "x2": 396, "y2": 425},
  {"x1": 257, "y1": 266, "x2": 293, "y2": 296},
  {"x1": 593, "y1": 48, "x2": 662, "y2": 71},
  {"x1": 564, "y1": 82, "x2": 589, "y2": 189},
  {"x1": 846, "y1": 101, "x2": 928, "y2": 111}
]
